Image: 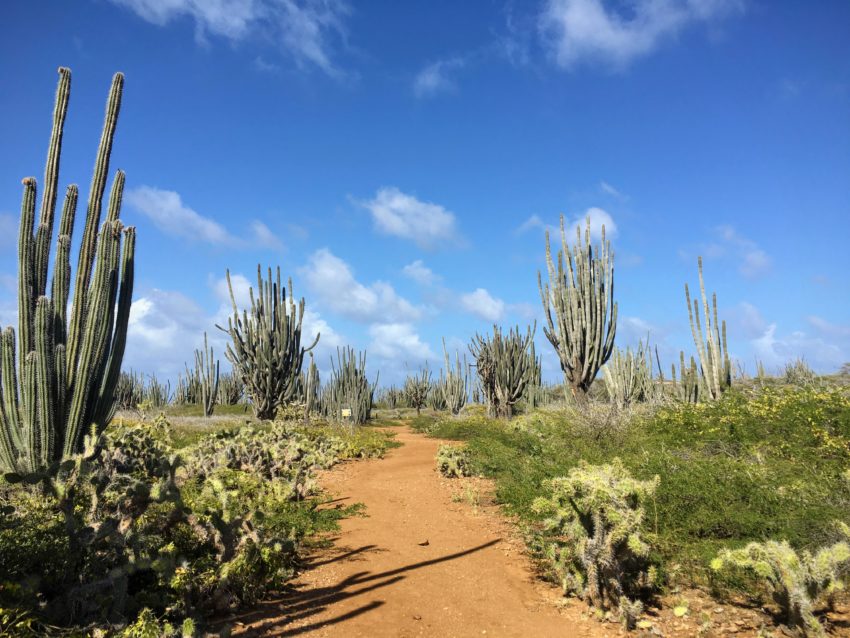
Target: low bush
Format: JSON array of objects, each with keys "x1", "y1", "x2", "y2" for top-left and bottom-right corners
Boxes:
[{"x1": 0, "y1": 416, "x2": 392, "y2": 634}]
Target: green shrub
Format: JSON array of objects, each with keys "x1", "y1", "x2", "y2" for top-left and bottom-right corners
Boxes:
[
  {"x1": 436, "y1": 445, "x2": 472, "y2": 478},
  {"x1": 532, "y1": 459, "x2": 659, "y2": 629}
]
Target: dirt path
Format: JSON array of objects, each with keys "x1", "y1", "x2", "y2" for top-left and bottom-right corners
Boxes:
[{"x1": 230, "y1": 426, "x2": 613, "y2": 637}]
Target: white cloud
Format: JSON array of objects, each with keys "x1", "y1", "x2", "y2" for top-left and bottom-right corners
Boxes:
[
  {"x1": 402, "y1": 259, "x2": 439, "y2": 286},
  {"x1": 109, "y1": 0, "x2": 350, "y2": 76},
  {"x1": 361, "y1": 187, "x2": 459, "y2": 249},
  {"x1": 715, "y1": 225, "x2": 771, "y2": 278},
  {"x1": 539, "y1": 0, "x2": 742, "y2": 69},
  {"x1": 0, "y1": 214, "x2": 16, "y2": 248},
  {"x1": 460, "y1": 288, "x2": 505, "y2": 322},
  {"x1": 368, "y1": 322, "x2": 435, "y2": 363},
  {"x1": 125, "y1": 186, "x2": 282, "y2": 249},
  {"x1": 299, "y1": 248, "x2": 421, "y2": 323},
  {"x1": 413, "y1": 57, "x2": 465, "y2": 98},
  {"x1": 565, "y1": 207, "x2": 617, "y2": 241},
  {"x1": 516, "y1": 214, "x2": 545, "y2": 235},
  {"x1": 126, "y1": 186, "x2": 232, "y2": 243}
]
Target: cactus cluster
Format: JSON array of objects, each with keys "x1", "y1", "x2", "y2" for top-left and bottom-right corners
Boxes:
[
  {"x1": 533, "y1": 459, "x2": 659, "y2": 629},
  {"x1": 469, "y1": 324, "x2": 538, "y2": 418},
  {"x1": 320, "y1": 347, "x2": 377, "y2": 425},
  {"x1": 439, "y1": 338, "x2": 469, "y2": 415},
  {"x1": 403, "y1": 365, "x2": 431, "y2": 416},
  {"x1": 193, "y1": 332, "x2": 220, "y2": 417},
  {"x1": 219, "y1": 266, "x2": 319, "y2": 420},
  {"x1": 684, "y1": 257, "x2": 731, "y2": 400},
  {"x1": 539, "y1": 216, "x2": 616, "y2": 405},
  {"x1": 436, "y1": 444, "x2": 472, "y2": 478},
  {"x1": 217, "y1": 372, "x2": 244, "y2": 406},
  {"x1": 0, "y1": 68, "x2": 135, "y2": 474},
  {"x1": 602, "y1": 338, "x2": 658, "y2": 409}
]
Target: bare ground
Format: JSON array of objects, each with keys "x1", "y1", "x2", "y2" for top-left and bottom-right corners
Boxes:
[{"x1": 224, "y1": 425, "x2": 850, "y2": 638}]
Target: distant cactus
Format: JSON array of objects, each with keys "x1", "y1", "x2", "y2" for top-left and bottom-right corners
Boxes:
[
  {"x1": 533, "y1": 459, "x2": 659, "y2": 629},
  {"x1": 0, "y1": 68, "x2": 135, "y2": 473},
  {"x1": 539, "y1": 216, "x2": 616, "y2": 405},
  {"x1": 672, "y1": 351, "x2": 700, "y2": 403},
  {"x1": 193, "y1": 332, "x2": 219, "y2": 417},
  {"x1": 439, "y1": 338, "x2": 468, "y2": 415},
  {"x1": 685, "y1": 257, "x2": 731, "y2": 400},
  {"x1": 404, "y1": 366, "x2": 431, "y2": 416},
  {"x1": 469, "y1": 324, "x2": 537, "y2": 418},
  {"x1": 711, "y1": 526, "x2": 850, "y2": 636},
  {"x1": 321, "y1": 347, "x2": 376, "y2": 425},
  {"x1": 116, "y1": 370, "x2": 145, "y2": 410},
  {"x1": 144, "y1": 374, "x2": 172, "y2": 408},
  {"x1": 219, "y1": 266, "x2": 319, "y2": 420},
  {"x1": 217, "y1": 372, "x2": 244, "y2": 405},
  {"x1": 603, "y1": 338, "x2": 657, "y2": 409}
]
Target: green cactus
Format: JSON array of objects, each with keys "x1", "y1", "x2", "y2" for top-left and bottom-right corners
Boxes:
[
  {"x1": 144, "y1": 374, "x2": 172, "y2": 408},
  {"x1": 439, "y1": 338, "x2": 468, "y2": 415},
  {"x1": 116, "y1": 370, "x2": 146, "y2": 410},
  {"x1": 0, "y1": 68, "x2": 135, "y2": 474},
  {"x1": 711, "y1": 526, "x2": 850, "y2": 637},
  {"x1": 685, "y1": 257, "x2": 731, "y2": 400},
  {"x1": 532, "y1": 459, "x2": 659, "y2": 629},
  {"x1": 436, "y1": 444, "x2": 472, "y2": 478},
  {"x1": 469, "y1": 324, "x2": 538, "y2": 419},
  {"x1": 191, "y1": 332, "x2": 219, "y2": 418},
  {"x1": 672, "y1": 351, "x2": 700, "y2": 403},
  {"x1": 602, "y1": 338, "x2": 658, "y2": 409},
  {"x1": 321, "y1": 347, "x2": 377, "y2": 425},
  {"x1": 403, "y1": 365, "x2": 431, "y2": 416},
  {"x1": 219, "y1": 266, "x2": 319, "y2": 420},
  {"x1": 539, "y1": 216, "x2": 617, "y2": 405},
  {"x1": 217, "y1": 372, "x2": 244, "y2": 405}
]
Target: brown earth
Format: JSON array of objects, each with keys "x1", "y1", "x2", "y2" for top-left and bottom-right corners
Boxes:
[{"x1": 225, "y1": 425, "x2": 850, "y2": 637}]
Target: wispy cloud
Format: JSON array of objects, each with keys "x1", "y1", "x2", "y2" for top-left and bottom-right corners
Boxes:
[
  {"x1": 539, "y1": 0, "x2": 742, "y2": 70},
  {"x1": 109, "y1": 0, "x2": 351, "y2": 76},
  {"x1": 125, "y1": 186, "x2": 283, "y2": 250},
  {"x1": 360, "y1": 187, "x2": 460, "y2": 249},
  {"x1": 299, "y1": 248, "x2": 421, "y2": 323},
  {"x1": 715, "y1": 225, "x2": 771, "y2": 278},
  {"x1": 519, "y1": 207, "x2": 616, "y2": 242},
  {"x1": 413, "y1": 57, "x2": 466, "y2": 98}
]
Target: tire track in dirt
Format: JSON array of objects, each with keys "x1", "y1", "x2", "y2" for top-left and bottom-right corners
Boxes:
[{"x1": 230, "y1": 425, "x2": 615, "y2": 637}]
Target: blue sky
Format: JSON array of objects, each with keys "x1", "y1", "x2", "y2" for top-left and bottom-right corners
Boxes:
[{"x1": 1, "y1": 0, "x2": 849, "y2": 385}]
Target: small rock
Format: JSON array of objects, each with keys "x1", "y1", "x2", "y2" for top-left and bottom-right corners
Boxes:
[
  {"x1": 413, "y1": 614, "x2": 422, "y2": 621},
  {"x1": 713, "y1": 607, "x2": 724, "y2": 614},
  {"x1": 418, "y1": 539, "x2": 430, "y2": 546}
]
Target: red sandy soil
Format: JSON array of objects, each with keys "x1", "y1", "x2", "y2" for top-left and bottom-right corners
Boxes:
[{"x1": 225, "y1": 425, "x2": 850, "y2": 637}]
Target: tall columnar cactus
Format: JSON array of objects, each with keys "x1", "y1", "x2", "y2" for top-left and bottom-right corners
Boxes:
[
  {"x1": 217, "y1": 372, "x2": 244, "y2": 406},
  {"x1": 602, "y1": 338, "x2": 657, "y2": 409},
  {"x1": 685, "y1": 257, "x2": 731, "y2": 400},
  {"x1": 403, "y1": 365, "x2": 431, "y2": 416},
  {"x1": 539, "y1": 216, "x2": 617, "y2": 405},
  {"x1": 440, "y1": 338, "x2": 468, "y2": 415},
  {"x1": 672, "y1": 351, "x2": 700, "y2": 403},
  {"x1": 301, "y1": 353, "x2": 320, "y2": 419},
  {"x1": 469, "y1": 324, "x2": 537, "y2": 419},
  {"x1": 219, "y1": 266, "x2": 319, "y2": 420},
  {"x1": 321, "y1": 347, "x2": 376, "y2": 425},
  {"x1": 0, "y1": 68, "x2": 135, "y2": 474},
  {"x1": 193, "y1": 332, "x2": 220, "y2": 418}
]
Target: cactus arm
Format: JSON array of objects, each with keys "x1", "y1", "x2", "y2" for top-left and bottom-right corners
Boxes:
[{"x1": 51, "y1": 185, "x2": 78, "y2": 344}]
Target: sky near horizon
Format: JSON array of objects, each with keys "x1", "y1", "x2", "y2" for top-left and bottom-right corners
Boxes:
[{"x1": 1, "y1": 0, "x2": 849, "y2": 385}]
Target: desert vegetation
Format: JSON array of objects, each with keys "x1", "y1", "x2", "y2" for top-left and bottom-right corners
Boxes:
[{"x1": 1, "y1": 66, "x2": 848, "y2": 638}]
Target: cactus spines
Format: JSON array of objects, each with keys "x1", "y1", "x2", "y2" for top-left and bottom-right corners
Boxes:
[
  {"x1": 194, "y1": 332, "x2": 220, "y2": 418},
  {"x1": 219, "y1": 265, "x2": 319, "y2": 420},
  {"x1": 440, "y1": 338, "x2": 468, "y2": 415},
  {"x1": 539, "y1": 216, "x2": 617, "y2": 405},
  {"x1": 685, "y1": 257, "x2": 731, "y2": 400},
  {"x1": 469, "y1": 323, "x2": 537, "y2": 419},
  {"x1": 0, "y1": 68, "x2": 135, "y2": 473}
]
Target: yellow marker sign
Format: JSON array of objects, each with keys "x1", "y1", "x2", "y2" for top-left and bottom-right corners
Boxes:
[{"x1": 341, "y1": 408, "x2": 352, "y2": 418}]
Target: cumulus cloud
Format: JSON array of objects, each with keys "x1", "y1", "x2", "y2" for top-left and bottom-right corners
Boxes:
[
  {"x1": 125, "y1": 186, "x2": 283, "y2": 250},
  {"x1": 518, "y1": 208, "x2": 616, "y2": 242},
  {"x1": 368, "y1": 322, "x2": 436, "y2": 362},
  {"x1": 361, "y1": 187, "x2": 460, "y2": 249},
  {"x1": 539, "y1": 0, "x2": 742, "y2": 70},
  {"x1": 299, "y1": 248, "x2": 421, "y2": 323},
  {"x1": 402, "y1": 260, "x2": 439, "y2": 286},
  {"x1": 413, "y1": 57, "x2": 466, "y2": 97},
  {"x1": 460, "y1": 288, "x2": 505, "y2": 322},
  {"x1": 109, "y1": 0, "x2": 350, "y2": 76}
]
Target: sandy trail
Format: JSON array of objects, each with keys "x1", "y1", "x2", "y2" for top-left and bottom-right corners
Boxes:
[{"x1": 229, "y1": 425, "x2": 611, "y2": 637}]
